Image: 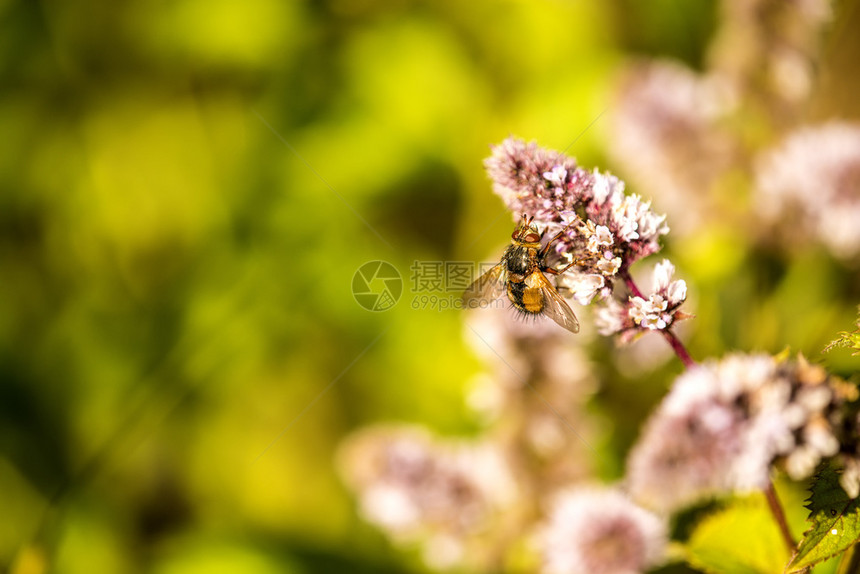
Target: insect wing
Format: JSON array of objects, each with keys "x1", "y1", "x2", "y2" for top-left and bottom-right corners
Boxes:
[
  {"x1": 535, "y1": 272, "x2": 580, "y2": 333},
  {"x1": 462, "y1": 263, "x2": 506, "y2": 309}
]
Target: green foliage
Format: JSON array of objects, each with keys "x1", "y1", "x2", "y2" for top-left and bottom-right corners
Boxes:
[
  {"x1": 787, "y1": 466, "x2": 860, "y2": 572},
  {"x1": 1, "y1": 0, "x2": 858, "y2": 572},
  {"x1": 686, "y1": 496, "x2": 791, "y2": 574},
  {"x1": 0, "y1": 1, "x2": 621, "y2": 571},
  {"x1": 824, "y1": 309, "x2": 860, "y2": 356}
]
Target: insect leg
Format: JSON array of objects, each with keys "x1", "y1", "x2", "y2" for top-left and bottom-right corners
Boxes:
[
  {"x1": 544, "y1": 259, "x2": 580, "y2": 275},
  {"x1": 539, "y1": 217, "x2": 580, "y2": 258}
]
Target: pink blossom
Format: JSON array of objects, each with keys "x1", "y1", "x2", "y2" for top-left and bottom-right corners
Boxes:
[
  {"x1": 485, "y1": 138, "x2": 669, "y2": 282},
  {"x1": 755, "y1": 122, "x2": 860, "y2": 261},
  {"x1": 540, "y1": 486, "x2": 667, "y2": 574},
  {"x1": 626, "y1": 353, "x2": 852, "y2": 512}
]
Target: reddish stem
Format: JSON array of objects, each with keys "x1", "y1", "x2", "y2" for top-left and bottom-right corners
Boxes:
[
  {"x1": 623, "y1": 272, "x2": 645, "y2": 299},
  {"x1": 621, "y1": 270, "x2": 696, "y2": 369},
  {"x1": 661, "y1": 330, "x2": 696, "y2": 369},
  {"x1": 765, "y1": 480, "x2": 797, "y2": 553},
  {"x1": 624, "y1": 270, "x2": 794, "y2": 553}
]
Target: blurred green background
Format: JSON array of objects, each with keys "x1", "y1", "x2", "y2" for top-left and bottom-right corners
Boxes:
[{"x1": 2, "y1": 0, "x2": 859, "y2": 572}]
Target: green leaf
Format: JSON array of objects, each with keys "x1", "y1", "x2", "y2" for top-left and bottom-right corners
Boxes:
[
  {"x1": 687, "y1": 496, "x2": 791, "y2": 574},
  {"x1": 823, "y1": 330, "x2": 860, "y2": 356},
  {"x1": 824, "y1": 307, "x2": 860, "y2": 356},
  {"x1": 787, "y1": 467, "x2": 860, "y2": 572}
]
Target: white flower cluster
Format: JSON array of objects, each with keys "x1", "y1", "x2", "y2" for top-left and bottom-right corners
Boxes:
[
  {"x1": 542, "y1": 165, "x2": 568, "y2": 186},
  {"x1": 338, "y1": 426, "x2": 517, "y2": 569},
  {"x1": 628, "y1": 260, "x2": 687, "y2": 330},
  {"x1": 464, "y1": 306, "x2": 599, "y2": 479},
  {"x1": 594, "y1": 298, "x2": 629, "y2": 337},
  {"x1": 540, "y1": 486, "x2": 667, "y2": 574},
  {"x1": 557, "y1": 220, "x2": 622, "y2": 305},
  {"x1": 579, "y1": 169, "x2": 669, "y2": 260},
  {"x1": 755, "y1": 122, "x2": 860, "y2": 261},
  {"x1": 591, "y1": 260, "x2": 689, "y2": 340},
  {"x1": 604, "y1": 192, "x2": 669, "y2": 247},
  {"x1": 626, "y1": 353, "x2": 851, "y2": 512},
  {"x1": 607, "y1": 60, "x2": 735, "y2": 235},
  {"x1": 486, "y1": 138, "x2": 670, "y2": 281}
]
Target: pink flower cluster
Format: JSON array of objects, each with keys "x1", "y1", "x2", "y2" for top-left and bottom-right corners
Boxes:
[
  {"x1": 485, "y1": 137, "x2": 689, "y2": 339},
  {"x1": 338, "y1": 426, "x2": 516, "y2": 569},
  {"x1": 626, "y1": 353, "x2": 857, "y2": 512},
  {"x1": 595, "y1": 260, "x2": 688, "y2": 338},
  {"x1": 485, "y1": 138, "x2": 668, "y2": 295},
  {"x1": 464, "y1": 305, "x2": 600, "y2": 485},
  {"x1": 755, "y1": 122, "x2": 860, "y2": 261},
  {"x1": 608, "y1": 60, "x2": 735, "y2": 235},
  {"x1": 540, "y1": 487, "x2": 666, "y2": 574}
]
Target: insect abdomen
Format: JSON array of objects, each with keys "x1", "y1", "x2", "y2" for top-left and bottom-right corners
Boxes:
[
  {"x1": 507, "y1": 275, "x2": 544, "y2": 314},
  {"x1": 521, "y1": 284, "x2": 543, "y2": 313}
]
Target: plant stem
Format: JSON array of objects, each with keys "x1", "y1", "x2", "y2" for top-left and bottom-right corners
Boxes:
[
  {"x1": 765, "y1": 480, "x2": 796, "y2": 553},
  {"x1": 621, "y1": 270, "x2": 696, "y2": 368},
  {"x1": 622, "y1": 271, "x2": 645, "y2": 299},
  {"x1": 662, "y1": 329, "x2": 696, "y2": 368}
]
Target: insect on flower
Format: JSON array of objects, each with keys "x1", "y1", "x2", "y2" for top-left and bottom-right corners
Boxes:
[{"x1": 463, "y1": 214, "x2": 580, "y2": 333}]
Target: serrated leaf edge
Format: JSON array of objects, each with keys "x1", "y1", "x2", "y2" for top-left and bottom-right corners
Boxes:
[{"x1": 787, "y1": 467, "x2": 860, "y2": 572}]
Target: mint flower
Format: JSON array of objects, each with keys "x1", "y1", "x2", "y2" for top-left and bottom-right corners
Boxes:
[
  {"x1": 560, "y1": 271, "x2": 609, "y2": 306},
  {"x1": 464, "y1": 307, "x2": 599, "y2": 480},
  {"x1": 755, "y1": 122, "x2": 860, "y2": 261},
  {"x1": 542, "y1": 165, "x2": 568, "y2": 186},
  {"x1": 607, "y1": 61, "x2": 734, "y2": 235},
  {"x1": 338, "y1": 426, "x2": 516, "y2": 569},
  {"x1": 628, "y1": 260, "x2": 688, "y2": 331},
  {"x1": 485, "y1": 138, "x2": 669, "y2": 284},
  {"x1": 593, "y1": 259, "x2": 689, "y2": 340},
  {"x1": 483, "y1": 137, "x2": 696, "y2": 355},
  {"x1": 626, "y1": 353, "x2": 853, "y2": 512},
  {"x1": 594, "y1": 298, "x2": 629, "y2": 337},
  {"x1": 629, "y1": 295, "x2": 671, "y2": 330},
  {"x1": 484, "y1": 138, "x2": 694, "y2": 363},
  {"x1": 539, "y1": 486, "x2": 666, "y2": 574}
]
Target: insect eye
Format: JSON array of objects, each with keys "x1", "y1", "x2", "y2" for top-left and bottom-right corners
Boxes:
[{"x1": 524, "y1": 232, "x2": 541, "y2": 242}]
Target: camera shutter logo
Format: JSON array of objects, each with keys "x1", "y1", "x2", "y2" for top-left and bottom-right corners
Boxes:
[{"x1": 352, "y1": 261, "x2": 403, "y2": 311}]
